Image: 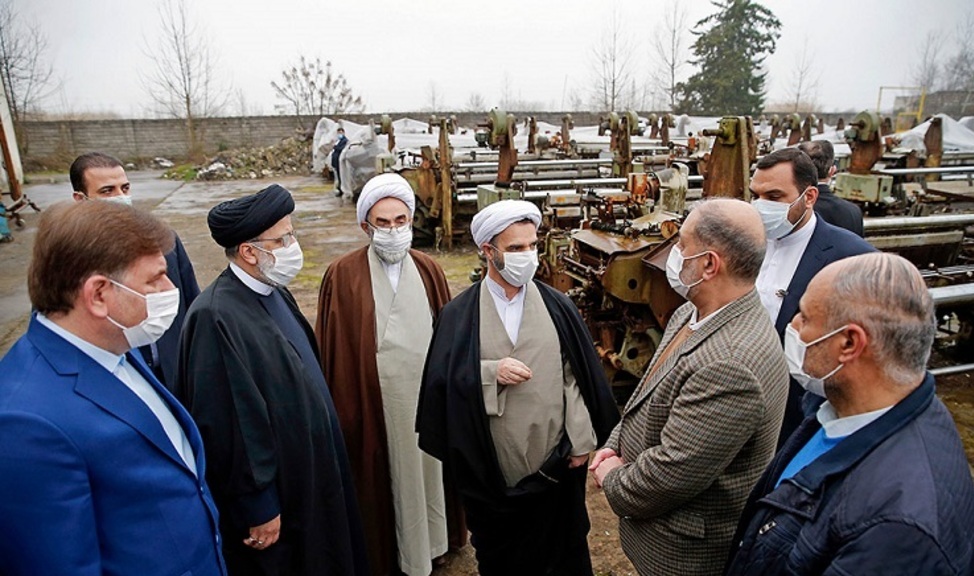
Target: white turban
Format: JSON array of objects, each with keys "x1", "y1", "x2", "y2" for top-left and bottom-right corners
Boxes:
[
  {"x1": 470, "y1": 200, "x2": 542, "y2": 247},
  {"x1": 356, "y1": 173, "x2": 416, "y2": 224}
]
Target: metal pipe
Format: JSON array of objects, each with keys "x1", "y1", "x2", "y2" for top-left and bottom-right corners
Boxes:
[
  {"x1": 522, "y1": 178, "x2": 627, "y2": 189},
  {"x1": 863, "y1": 214, "x2": 974, "y2": 233},
  {"x1": 875, "y1": 166, "x2": 974, "y2": 176},
  {"x1": 456, "y1": 158, "x2": 611, "y2": 170},
  {"x1": 930, "y1": 284, "x2": 974, "y2": 307},
  {"x1": 930, "y1": 364, "x2": 974, "y2": 377}
]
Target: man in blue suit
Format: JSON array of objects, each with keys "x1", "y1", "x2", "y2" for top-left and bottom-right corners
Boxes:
[
  {"x1": 71, "y1": 152, "x2": 201, "y2": 390},
  {"x1": 750, "y1": 148, "x2": 875, "y2": 445},
  {"x1": 0, "y1": 200, "x2": 226, "y2": 576}
]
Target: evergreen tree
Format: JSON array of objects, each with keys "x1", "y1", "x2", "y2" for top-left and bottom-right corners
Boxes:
[{"x1": 677, "y1": 0, "x2": 781, "y2": 115}]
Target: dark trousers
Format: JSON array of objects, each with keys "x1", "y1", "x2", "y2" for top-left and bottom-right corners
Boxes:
[{"x1": 462, "y1": 466, "x2": 593, "y2": 576}]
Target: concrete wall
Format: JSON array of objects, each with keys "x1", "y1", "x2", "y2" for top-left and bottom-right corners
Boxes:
[{"x1": 19, "y1": 112, "x2": 605, "y2": 167}]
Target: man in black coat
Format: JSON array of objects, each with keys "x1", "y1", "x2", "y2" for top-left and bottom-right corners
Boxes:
[
  {"x1": 70, "y1": 152, "x2": 201, "y2": 390},
  {"x1": 726, "y1": 253, "x2": 974, "y2": 575},
  {"x1": 798, "y1": 140, "x2": 863, "y2": 237},
  {"x1": 176, "y1": 184, "x2": 368, "y2": 576}
]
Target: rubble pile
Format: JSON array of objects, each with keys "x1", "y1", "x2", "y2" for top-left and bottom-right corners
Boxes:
[{"x1": 175, "y1": 136, "x2": 312, "y2": 181}]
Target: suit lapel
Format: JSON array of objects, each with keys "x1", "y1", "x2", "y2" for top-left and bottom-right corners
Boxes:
[
  {"x1": 126, "y1": 351, "x2": 205, "y2": 474},
  {"x1": 624, "y1": 291, "x2": 760, "y2": 415},
  {"x1": 777, "y1": 220, "x2": 831, "y2": 335},
  {"x1": 73, "y1": 353, "x2": 193, "y2": 474},
  {"x1": 624, "y1": 304, "x2": 692, "y2": 413}
]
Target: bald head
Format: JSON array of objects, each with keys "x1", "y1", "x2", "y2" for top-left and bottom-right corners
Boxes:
[
  {"x1": 684, "y1": 198, "x2": 766, "y2": 282},
  {"x1": 811, "y1": 252, "x2": 935, "y2": 382}
]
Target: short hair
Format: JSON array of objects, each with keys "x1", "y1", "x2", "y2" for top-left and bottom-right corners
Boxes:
[
  {"x1": 755, "y1": 148, "x2": 819, "y2": 192},
  {"x1": 70, "y1": 152, "x2": 123, "y2": 194},
  {"x1": 797, "y1": 140, "x2": 835, "y2": 180},
  {"x1": 690, "y1": 200, "x2": 765, "y2": 282},
  {"x1": 28, "y1": 201, "x2": 175, "y2": 315},
  {"x1": 824, "y1": 253, "x2": 936, "y2": 383}
]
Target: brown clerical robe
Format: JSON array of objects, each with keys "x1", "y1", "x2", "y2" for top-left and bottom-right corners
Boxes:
[{"x1": 315, "y1": 246, "x2": 466, "y2": 576}]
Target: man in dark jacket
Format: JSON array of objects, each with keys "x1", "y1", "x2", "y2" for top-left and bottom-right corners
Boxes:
[
  {"x1": 725, "y1": 252, "x2": 974, "y2": 575},
  {"x1": 332, "y1": 127, "x2": 349, "y2": 197},
  {"x1": 797, "y1": 140, "x2": 863, "y2": 237}
]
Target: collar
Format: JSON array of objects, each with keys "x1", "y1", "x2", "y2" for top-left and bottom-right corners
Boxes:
[
  {"x1": 774, "y1": 212, "x2": 817, "y2": 246},
  {"x1": 780, "y1": 373, "x2": 935, "y2": 493},
  {"x1": 688, "y1": 301, "x2": 733, "y2": 331},
  {"x1": 485, "y1": 275, "x2": 525, "y2": 304},
  {"x1": 229, "y1": 261, "x2": 273, "y2": 295},
  {"x1": 816, "y1": 401, "x2": 893, "y2": 439},
  {"x1": 35, "y1": 313, "x2": 125, "y2": 374}
]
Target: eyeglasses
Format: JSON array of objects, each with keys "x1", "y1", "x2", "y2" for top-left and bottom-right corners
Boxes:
[
  {"x1": 252, "y1": 231, "x2": 298, "y2": 248},
  {"x1": 367, "y1": 221, "x2": 411, "y2": 234}
]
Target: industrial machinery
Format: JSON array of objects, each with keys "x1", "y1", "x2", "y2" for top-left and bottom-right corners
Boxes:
[{"x1": 833, "y1": 110, "x2": 895, "y2": 210}]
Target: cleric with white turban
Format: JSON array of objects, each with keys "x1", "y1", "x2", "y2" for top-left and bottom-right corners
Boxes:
[
  {"x1": 356, "y1": 173, "x2": 416, "y2": 225},
  {"x1": 470, "y1": 199, "x2": 542, "y2": 249}
]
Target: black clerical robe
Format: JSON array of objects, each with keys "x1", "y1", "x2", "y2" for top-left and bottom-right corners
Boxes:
[
  {"x1": 176, "y1": 268, "x2": 368, "y2": 576},
  {"x1": 417, "y1": 280, "x2": 619, "y2": 575}
]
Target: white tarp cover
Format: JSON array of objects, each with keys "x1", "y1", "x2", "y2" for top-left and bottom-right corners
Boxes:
[{"x1": 890, "y1": 113, "x2": 974, "y2": 154}]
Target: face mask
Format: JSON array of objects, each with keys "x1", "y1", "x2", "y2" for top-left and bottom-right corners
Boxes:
[
  {"x1": 107, "y1": 281, "x2": 180, "y2": 349},
  {"x1": 104, "y1": 194, "x2": 133, "y2": 206},
  {"x1": 784, "y1": 323, "x2": 848, "y2": 397},
  {"x1": 252, "y1": 241, "x2": 304, "y2": 287},
  {"x1": 370, "y1": 224, "x2": 413, "y2": 264},
  {"x1": 752, "y1": 189, "x2": 807, "y2": 240},
  {"x1": 665, "y1": 245, "x2": 709, "y2": 299},
  {"x1": 494, "y1": 248, "x2": 539, "y2": 287}
]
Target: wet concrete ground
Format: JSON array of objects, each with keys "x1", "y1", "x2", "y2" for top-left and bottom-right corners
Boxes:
[{"x1": 2, "y1": 172, "x2": 972, "y2": 574}]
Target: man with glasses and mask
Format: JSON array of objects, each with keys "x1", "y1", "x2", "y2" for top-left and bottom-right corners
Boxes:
[
  {"x1": 417, "y1": 200, "x2": 618, "y2": 576},
  {"x1": 590, "y1": 199, "x2": 789, "y2": 576},
  {"x1": 750, "y1": 148, "x2": 874, "y2": 445},
  {"x1": 0, "y1": 201, "x2": 224, "y2": 576},
  {"x1": 315, "y1": 173, "x2": 466, "y2": 576},
  {"x1": 175, "y1": 184, "x2": 368, "y2": 576},
  {"x1": 726, "y1": 253, "x2": 973, "y2": 574},
  {"x1": 70, "y1": 152, "x2": 201, "y2": 390}
]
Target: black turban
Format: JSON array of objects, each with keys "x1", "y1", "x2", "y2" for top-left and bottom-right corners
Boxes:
[{"x1": 207, "y1": 184, "x2": 295, "y2": 248}]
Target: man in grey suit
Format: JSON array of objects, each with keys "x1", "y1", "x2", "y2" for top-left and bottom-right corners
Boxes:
[{"x1": 591, "y1": 198, "x2": 790, "y2": 576}]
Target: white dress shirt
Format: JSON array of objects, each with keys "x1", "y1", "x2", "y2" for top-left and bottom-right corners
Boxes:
[
  {"x1": 817, "y1": 401, "x2": 892, "y2": 439},
  {"x1": 756, "y1": 213, "x2": 817, "y2": 324},
  {"x1": 36, "y1": 313, "x2": 197, "y2": 475},
  {"x1": 485, "y1": 276, "x2": 527, "y2": 345},
  {"x1": 688, "y1": 301, "x2": 732, "y2": 331}
]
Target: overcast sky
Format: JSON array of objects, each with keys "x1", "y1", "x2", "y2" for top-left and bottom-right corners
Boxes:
[{"x1": 15, "y1": 0, "x2": 972, "y2": 118}]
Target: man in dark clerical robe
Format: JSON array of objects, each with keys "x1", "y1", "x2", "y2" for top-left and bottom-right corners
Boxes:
[
  {"x1": 316, "y1": 173, "x2": 465, "y2": 576},
  {"x1": 416, "y1": 200, "x2": 620, "y2": 576},
  {"x1": 175, "y1": 184, "x2": 368, "y2": 576}
]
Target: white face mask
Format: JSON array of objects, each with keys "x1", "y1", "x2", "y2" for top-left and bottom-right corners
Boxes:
[
  {"x1": 494, "y1": 248, "x2": 539, "y2": 287},
  {"x1": 252, "y1": 240, "x2": 304, "y2": 287},
  {"x1": 104, "y1": 194, "x2": 133, "y2": 206},
  {"x1": 752, "y1": 189, "x2": 807, "y2": 240},
  {"x1": 107, "y1": 280, "x2": 180, "y2": 349},
  {"x1": 665, "y1": 244, "x2": 709, "y2": 299},
  {"x1": 784, "y1": 323, "x2": 848, "y2": 397},
  {"x1": 370, "y1": 224, "x2": 413, "y2": 264}
]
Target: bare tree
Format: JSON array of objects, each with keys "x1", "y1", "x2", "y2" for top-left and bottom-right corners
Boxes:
[
  {"x1": 142, "y1": 0, "x2": 226, "y2": 158},
  {"x1": 911, "y1": 30, "x2": 945, "y2": 92},
  {"x1": 271, "y1": 56, "x2": 364, "y2": 120},
  {"x1": 465, "y1": 92, "x2": 487, "y2": 112},
  {"x1": 589, "y1": 10, "x2": 637, "y2": 111},
  {"x1": 425, "y1": 81, "x2": 441, "y2": 112},
  {"x1": 0, "y1": 1, "x2": 56, "y2": 124},
  {"x1": 788, "y1": 37, "x2": 820, "y2": 113},
  {"x1": 941, "y1": 11, "x2": 974, "y2": 91},
  {"x1": 650, "y1": 0, "x2": 688, "y2": 111}
]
